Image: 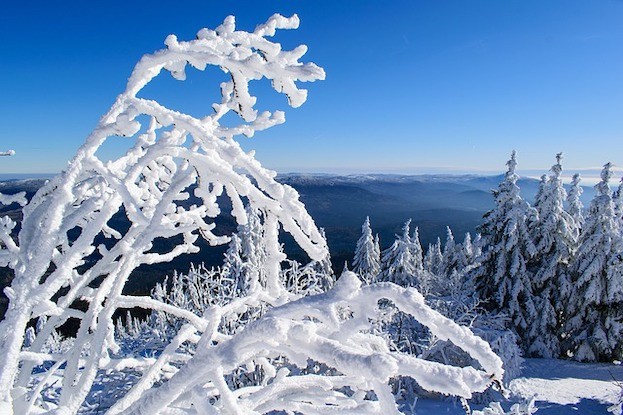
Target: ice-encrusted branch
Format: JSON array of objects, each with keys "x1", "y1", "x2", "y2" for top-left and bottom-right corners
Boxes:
[
  {"x1": 0, "y1": 14, "x2": 327, "y2": 415},
  {"x1": 109, "y1": 273, "x2": 503, "y2": 414},
  {"x1": 0, "y1": 190, "x2": 27, "y2": 266}
]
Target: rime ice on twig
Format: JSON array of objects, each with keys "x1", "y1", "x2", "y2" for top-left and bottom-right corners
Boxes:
[{"x1": 0, "y1": 14, "x2": 326, "y2": 414}]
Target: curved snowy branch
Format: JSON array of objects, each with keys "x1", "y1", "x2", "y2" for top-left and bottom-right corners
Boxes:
[{"x1": 0, "y1": 14, "x2": 328, "y2": 415}]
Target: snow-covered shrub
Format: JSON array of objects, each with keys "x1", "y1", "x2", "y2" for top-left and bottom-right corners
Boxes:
[
  {"x1": 420, "y1": 293, "x2": 522, "y2": 404},
  {"x1": 110, "y1": 271, "x2": 503, "y2": 414},
  {"x1": 474, "y1": 397, "x2": 537, "y2": 415},
  {"x1": 0, "y1": 15, "x2": 504, "y2": 414}
]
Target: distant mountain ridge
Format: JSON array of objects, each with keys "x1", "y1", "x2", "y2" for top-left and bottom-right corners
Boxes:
[{"x1": 0, "y1": 173, "x2": 595, "y2": 305}]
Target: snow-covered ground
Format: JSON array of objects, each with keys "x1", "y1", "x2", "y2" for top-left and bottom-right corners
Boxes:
[
  {"x1": 413, "y1": 359, "x2": 623, "y2": 414},
  {"x1": 509, "y1": 359, "x2": 622, "y2": 414}
]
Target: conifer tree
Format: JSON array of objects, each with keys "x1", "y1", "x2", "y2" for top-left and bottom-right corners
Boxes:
[
  {"x1": 440, "y1": 226, "x2": 457, "y2": 278},
  {"x1": 533, "y1": 174, "x2": 548, "y2": 215},
  {"x1": 566, "y1": 163, "x2": 623, "y2": 361},
  {"x1": 236, "y1": 206, "x2": 267, "y2": 293},
  {"x1": 458, "y1": 232, "x2": 475, "y2": 271},
  {"x1": 528, "y1": 153, "x2": 578, "y2": 358},
  {"x1": 613, "y1": 177, "x2": 623, "y2": 226},
  {"x1": 566, "y1": 173, "x2": 584, "y2": 227},
  {"x1": 472, "y1": 233, "x2": 483, "y2": 260},
  {"x1": 471, "y1": 151, "x2": 538, "y2": 348},
  {"x1": 379, "y1": 220, "x2": 417, "y2": 287},
  {"x1": 424, "y1": 237, "x2": 443, "y2": 276},
  {"x1": 222, "y1": 234, "x2": 246, "y2": 289},
  {"x1": 410, "y1": 226, "x2": 425, "y2": 271},
  {"x1": 352, "y1": 216, "x2": 381, "y2": 284}
]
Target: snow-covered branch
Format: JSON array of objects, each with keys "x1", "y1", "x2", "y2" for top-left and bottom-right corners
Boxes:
[
  {"x1": 110, "y1": 272, "x2": 502, "y2": 415},
  {"x1": 0, "y1": 14, "x2": 327, "y2": 414}
]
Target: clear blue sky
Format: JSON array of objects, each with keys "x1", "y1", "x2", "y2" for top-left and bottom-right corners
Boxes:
[{"x1": 1, "y1": 0, "x2": 622, "y2": 175}]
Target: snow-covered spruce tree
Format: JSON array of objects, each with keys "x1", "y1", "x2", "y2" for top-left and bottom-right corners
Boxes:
[
  {"x1": 0, "y1": 15, "x2": 504, "y2": 414},
  {"x1": 410, "y1": 226, "x2": 425, "y2": 272},
  {"x1": 353, "y1": 217, "x2": 381, "y2": 284},
  {"x1": 424, "y1": 237, "x2": 443, "y2": 276},
  {"x1": 471, "y1": 151, "x2": 538, "y2": 350},
  {"x1": 374, "y1": 233, "x2": 381, "y2": 269},
  {"x1": 613, "y1": 177, "x2": 623, "y2": 226},
  {"x1": 440, "y1": 226, "x2": 458, "y2": 279},
  {"x1": 428, "y1": 228, "x2": 463, "y2": 297},
  {"x1": 532, "y1": 174, "x2": 548, "y2": 214},
  {"x1": 472, "y1": 233, "x2": 483, "y2": 261},
  {"x1": 379, "y1": 220, "x2": 418, "y2": 287},
  {"x1": 565, "y1": 163, "x2": 623, "y2": 362},
  {"x1": 457, "y1": 232, "x2": 475, "y2": 271},
  {"x1": 527, "y1": 153, "x2": 578, "y2": 358},
  {"x1": 566, "y1": 173, "x2": 584, "y2": 227}
]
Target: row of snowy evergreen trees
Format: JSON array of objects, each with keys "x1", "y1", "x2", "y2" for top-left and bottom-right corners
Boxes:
[{"x1": 352, "y1": 152, "x2": 623, "y2": 362}]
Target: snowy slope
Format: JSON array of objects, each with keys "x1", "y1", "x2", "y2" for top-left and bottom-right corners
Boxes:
[
  {"x1": 509, "y1": 359, "x2": 622, "y2": 414},
  {"x1": 412, "y1": 359, "x2": 622, "y2": 414}
]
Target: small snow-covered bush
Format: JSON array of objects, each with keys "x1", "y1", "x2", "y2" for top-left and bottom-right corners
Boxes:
[
  {"x1": 109, "y1": 271, "x2": 503, "y2": 414},
  {"x1": 474, "y1": 398, "x2": 537, "y2": 415},
  {"x1": 424, "y1": 294, "x2": 522, "y2": 385},
  {"x1": 0, "y1": 15, "x2": 503, "y2": 414}
]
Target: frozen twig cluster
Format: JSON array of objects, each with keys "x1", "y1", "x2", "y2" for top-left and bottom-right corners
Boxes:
[
  {"x1": 111, "y1": 271, "x2": 503, "y2": 414},
  {"x1": 0, "y1": 15, "x2": 503, "y2": 414}
]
